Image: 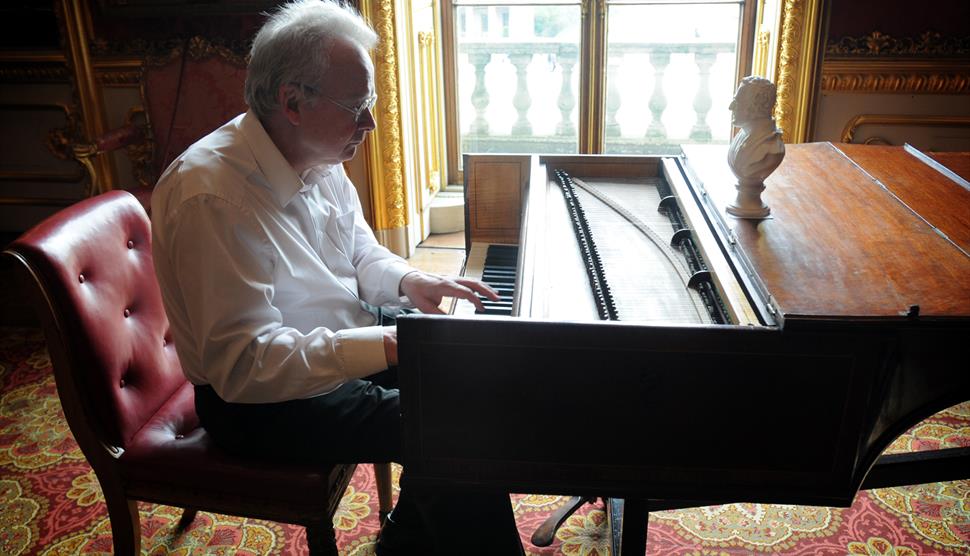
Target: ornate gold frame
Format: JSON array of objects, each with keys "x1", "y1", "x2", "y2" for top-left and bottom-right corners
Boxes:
[
  {"x1": 771, "y1": 0, "x2": 826, "y2": 144},
  {"x1": 59, "y1": 0, "x2": 117, "y2": 193}
]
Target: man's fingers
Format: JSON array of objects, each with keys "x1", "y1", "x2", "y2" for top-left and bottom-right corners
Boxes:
[
  {"x1": 454, "y1": 277, "x2": 500, "y2": 301},
  {"x1": 448, "y1": 283, "x2": 486, "y2": 312}
]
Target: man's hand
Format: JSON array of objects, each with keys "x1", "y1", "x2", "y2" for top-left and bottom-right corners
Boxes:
[{"x1": 399, "y1": 271, "x2": 499, "y2": 314}]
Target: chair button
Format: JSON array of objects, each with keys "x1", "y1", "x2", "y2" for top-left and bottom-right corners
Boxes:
[
  {"x1": 78, "y1": 274, "x2": 85, "y2": 283},
  {"x1": 127, "y1": 240, "x2": 134, "y2": 249},
  {"x1": 119, "y1": 379, "x2": 126, "y2": 388},
  {"x1": 124, "y1": 308, "x2": 131, "y2": 318},
  {"x1": 175, "y1": 433, "x2": 184, "y2": 440}
]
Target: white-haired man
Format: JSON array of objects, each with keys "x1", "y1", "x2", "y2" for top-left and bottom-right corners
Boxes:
[{"x1": 152, "y1": 1, "x2": 523, "y2": 553}]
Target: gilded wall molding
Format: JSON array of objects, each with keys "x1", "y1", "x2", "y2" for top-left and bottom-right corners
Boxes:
[
  {"x1": 840, "y1": 114, "x2": 970, "y2": 144},
  {"x1": 360, "y1": 0, "x2": 408, "y2": 234},
  {"x1": 1, "y1": 103, "x2": 86, "y2": 206},
  {"x1": 827, "y1": 32, "x2": 970, "y2": 57},
  {"x1": 821, "y1": 32, "x2": 970, "y2": 95},
  {"x1": 773, "y1": 0, "x2": 824, "y2": 144},
  {"x1": 821, "y1": 59, "x2": 970, "y2": 94},
  {"x1": 0, "y1": 66, "x2": 70, "y2": 83},
  {"x1": 89, "y1": 35, "x2": 250, "y2": 67}
]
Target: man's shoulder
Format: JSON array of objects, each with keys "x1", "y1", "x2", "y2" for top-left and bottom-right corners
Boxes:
[{"x1": 154, "y1": 117, "x2": 258, "y2": 209}]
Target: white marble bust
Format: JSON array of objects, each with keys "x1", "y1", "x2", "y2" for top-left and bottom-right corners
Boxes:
[{"x1": 726, "y1": 76, "x2": 785, "y2": 218}]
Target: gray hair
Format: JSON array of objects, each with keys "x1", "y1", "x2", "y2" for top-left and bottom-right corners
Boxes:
[{"x1": 244, "y1": 0, "x2": 378, "y2": 118}]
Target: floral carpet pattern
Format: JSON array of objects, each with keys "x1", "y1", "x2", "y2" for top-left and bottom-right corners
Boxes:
[{"x1": 0, "y1": 327, "x2": 967, "y2": 555}]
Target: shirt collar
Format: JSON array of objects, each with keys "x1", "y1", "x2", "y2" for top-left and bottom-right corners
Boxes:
[{"x1": 238, "y1": 110, "x2": 335, "y2": 207}]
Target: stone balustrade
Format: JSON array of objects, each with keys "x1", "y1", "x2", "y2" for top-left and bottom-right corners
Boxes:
[{"x1": 458, "y1": 39, "x2": 736, "y2": 154}]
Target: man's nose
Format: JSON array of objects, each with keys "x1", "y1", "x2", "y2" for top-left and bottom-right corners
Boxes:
[{"x1": 358, "y1": 106, "x2": 377, "y2": 131}]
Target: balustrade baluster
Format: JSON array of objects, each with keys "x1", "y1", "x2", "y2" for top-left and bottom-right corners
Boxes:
[
  {"x1": 556, "y1": 48, "x2": 577, "y2": 137},
  {"x1": 468, "y1": 51, "x2": 491, "y2": 135},
  {"x1": 689, "y1": 51, "x2": 716, "y2": 142},
  {"x1": 605, "y1": 57, "x2": 622, "y2": 138},
  {"x1": 509, "y1": 52, "x2": 534, "y2": 136},
  {"x1": 645, "y1": 49, "x2": 670, "y2": 141}
]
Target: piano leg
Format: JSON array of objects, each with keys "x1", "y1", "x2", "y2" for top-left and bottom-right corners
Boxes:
[
  {"x1": 530, "y1": 495, "x2": 596, "y2": 546},
  {"x1": 608, "y1": 498, "x2": 649, "y2": 555}
]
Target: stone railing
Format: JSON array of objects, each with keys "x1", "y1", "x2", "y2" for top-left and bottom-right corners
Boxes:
[{"x1": 458, "y1": 39, "x2": 736, "y2": 154}]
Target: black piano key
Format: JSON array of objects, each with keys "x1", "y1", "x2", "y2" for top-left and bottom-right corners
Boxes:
[
  {"x1": 475, "y1": 306, "x2": 512, "y2": 315},
  {"x1": 472, "y1": 244, "x2": 519, "y2": 316}
]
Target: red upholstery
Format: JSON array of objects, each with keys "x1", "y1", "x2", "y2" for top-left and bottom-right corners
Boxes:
[
  {"x1": 4, "y1": 191, "x2": 354, "y2": 555},
  {"x1": 144, "y1": 53, "x2": 248, "y2": 175},
  {"x1": 10, "y1": 190, "x2": 183, "y2": 447}
]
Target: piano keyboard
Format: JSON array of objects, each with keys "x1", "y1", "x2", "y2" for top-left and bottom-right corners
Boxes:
[{"x1": 453, "y1": 243, "x2": 519, "y2": 317}]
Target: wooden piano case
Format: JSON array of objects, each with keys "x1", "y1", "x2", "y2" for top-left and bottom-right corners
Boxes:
[{"x1": 399, "y1": 144, "x2": 970, "y2": 553}]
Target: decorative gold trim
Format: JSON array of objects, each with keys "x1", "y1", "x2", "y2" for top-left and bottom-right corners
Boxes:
[
  {"x1": 773, "y1": 0, "x2": 825, "y2": 144},
  {"x1": 94, "y1": 58, "x2": 143, "y2": 86},
  {"x1": 827, "y1": 31, "x2": 970, "y2": 57},
  {"x1": 821, "y1": 59, "x2": 970, "y2": 93},
  {"x1": 360, "y1": 0, "x2": 408, "y2": 233},
  {"x1": 0, "y1": 53, "x2": 70, "y2": 82},
  {"x1": 89, "y1": 36, "x2": 250, "y2": 67},
  {"x1": 840, "y1": 114, "x2": 970, "y2": 144}
]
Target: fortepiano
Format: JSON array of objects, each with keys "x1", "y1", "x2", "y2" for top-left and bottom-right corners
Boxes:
[{"x1": 398, "y1": 144, "x2": 970, "y2": 554}]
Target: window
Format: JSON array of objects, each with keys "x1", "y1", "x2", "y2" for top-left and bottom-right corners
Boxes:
[{"x1": 443, "y1": 0, "x2": 757, "y2": 181}]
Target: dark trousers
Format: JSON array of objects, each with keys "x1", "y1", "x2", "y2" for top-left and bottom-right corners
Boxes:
[{"x1": 194, "y1": 370, "x2": 523, "y2": 555}]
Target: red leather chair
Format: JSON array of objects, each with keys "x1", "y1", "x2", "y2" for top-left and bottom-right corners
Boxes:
[{"x1": 3, "y1": 190, "x2": 355, "y2": 555}]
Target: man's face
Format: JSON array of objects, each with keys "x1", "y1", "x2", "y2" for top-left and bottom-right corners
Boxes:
[
  {"x1": 729, "y1": 87, "x2": 752, "y2": 127},
  {"x1": 298, "y1": 40, "x2": 377, "y2": 165}
]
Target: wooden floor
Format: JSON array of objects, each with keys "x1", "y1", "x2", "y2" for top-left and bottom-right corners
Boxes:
[{"x1": 407, "y1": 232, "x2": 465, "y2": 276}]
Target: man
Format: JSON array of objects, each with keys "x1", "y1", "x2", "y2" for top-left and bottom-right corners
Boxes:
[{"x1": 151, "y1": 1, "x2": 523, "y2": 554}]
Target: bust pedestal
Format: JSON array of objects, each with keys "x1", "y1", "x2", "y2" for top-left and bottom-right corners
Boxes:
[{"x1": 727, "y1": 178, "x2": 771, "y2": 218}]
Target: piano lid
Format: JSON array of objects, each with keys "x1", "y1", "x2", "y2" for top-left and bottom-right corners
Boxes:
[{"x1": 683, "y1": 142, "x2": 970, "y2": 324}]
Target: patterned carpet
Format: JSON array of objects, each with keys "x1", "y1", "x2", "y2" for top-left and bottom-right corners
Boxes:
[{"x1": 1, "y1": 326, "x2": 968, "y2": 555}]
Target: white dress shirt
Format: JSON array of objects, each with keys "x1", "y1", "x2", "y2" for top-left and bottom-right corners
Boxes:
[{"x1": 152, "y1": 111, "x2": 414, "y2": 403}]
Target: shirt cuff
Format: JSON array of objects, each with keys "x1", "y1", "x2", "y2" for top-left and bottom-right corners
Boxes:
[
  {"x1": 387, "y1": 265, "x2": 420, "y2": 305},
  {"x1": 334, "y1": 325, "x2": 390, "y2": 378}
]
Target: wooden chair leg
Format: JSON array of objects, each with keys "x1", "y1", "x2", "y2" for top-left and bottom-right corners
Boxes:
[
  {"x1": 374, "y1": 462, "x2": 393, "y2": 526},
  {"x1": 104, "y1": 493, "x2": 141, "y2": 555},
  {"x1": 306, "y1": 520, "x2": 339, "y2": 556},
  {"x1": 176, "y1": 508, "x2": 198, "y2": 532}
]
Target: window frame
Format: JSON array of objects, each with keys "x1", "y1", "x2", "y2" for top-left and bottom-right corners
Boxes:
[{"x1": 441, "y1": 0, "x2": 759, "y2": 186}]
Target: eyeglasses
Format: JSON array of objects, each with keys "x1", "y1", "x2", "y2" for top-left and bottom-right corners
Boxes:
[{"x1": 291, "y1": 82, "x2": 376, "y2": 121}]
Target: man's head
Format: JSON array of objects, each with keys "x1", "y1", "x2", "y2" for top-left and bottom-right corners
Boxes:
[
  {"x1": 729, "y1": 76, "x2": 776, "y2": 127},
  {"x1": 245, "y1": 0, "x2": 379, "y2": 168}
]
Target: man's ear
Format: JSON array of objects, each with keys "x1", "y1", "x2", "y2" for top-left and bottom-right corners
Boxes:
[{"x1": 279, "y1": 83, "x2": 301, "y2": 125}]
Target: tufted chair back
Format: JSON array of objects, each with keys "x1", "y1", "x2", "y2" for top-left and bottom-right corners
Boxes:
[
  {"x1": 4, "y1": 191, "x2": 358, "y2": 555},
  {"x1": 6, "y1": 191, "x2": 183, "y2": 453}
]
